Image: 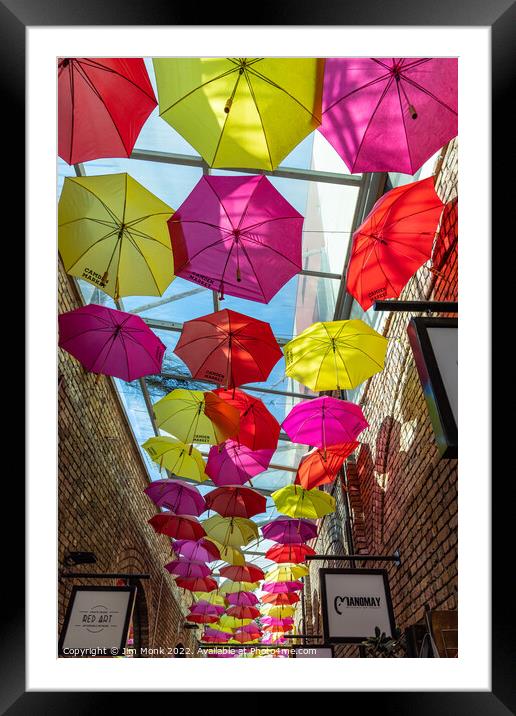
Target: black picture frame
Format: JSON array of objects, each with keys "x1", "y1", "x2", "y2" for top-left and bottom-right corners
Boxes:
[
  {"x1": 57, "y1": 585, "x2": 137, "y2": 657},
  {"x1": 319, "y1": 568, "x2": 396, "y2": 644},
  {"x1": 13, "y1": 0, "x2": 505, "y2": 709},
  {"x1": 407, "y1": 317, "x2": 458, "y2": 459}
]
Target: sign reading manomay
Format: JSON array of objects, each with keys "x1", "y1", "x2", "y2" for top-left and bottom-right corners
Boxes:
[
  {"x1": 58, "y1": 586, "x2": 136, "y2": 656},
  {"x1": 320, "y1": 569, "x2": 396, "y2": 643}
]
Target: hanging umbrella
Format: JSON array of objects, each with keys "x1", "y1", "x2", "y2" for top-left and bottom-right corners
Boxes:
[
  {"x1": 202, "y1": 515, "x2": 259, "y2": 547},
  {"x1": 189, "y1": 601, "x2": 225, "y2": 618},
  {"x1": 261, "y1": 517, "x2": 318, "y2": 545},
  {"x1": 271, "y1": 484, "x2": 336, "y2": 520},
  {"x1": 164, "y1": 559, "x2": 211, "y2": 579},
  {"x1": 152, "y1": 389, "x2": 239, "y2": 445},
  {"x1": 263, "y1": 563, "x2": 309, "y2": 582},
  {"x1": 169, "y1": 174, "x2": 303, "y2": 303},
  {"x1": 226, "y1": 591, "x2": 260, "y2": 607},
  {"x1": 58, "y1": 57, "x2": 157, "y2": 165},
  {"x1": 144, "y1": 479, "x2": 206, "y2": 516},
  {"x1": 319, "y1": 57, "x2": 458, "y2": 174},
  {"x1": 262, "y1": 623, "x2": 293, "y2": 633},
  {"x1": 174, "y1": 309, "x2": 282, "y2": 387},
  {"x1": 205, "y1": 539, "x2": 246, "y2": 566},
  {"x1": 260, "y1": 593, "x2": 300, "y2": 607},
  {"x1": 206, "y1": 440, "x2": 274, "y2": 486},
  {"x1": 213, "y1": 389, "x2": 280, "y2": 451},
  {"x1": 262, "y1": 580, "x2": 303, "y2": 594},
  {"x1": 283, "y1": 320, "x2": 387, "y2": 392},
  {"x1": 153, "y1": 58, "x2": 324, "y2": 170},
  {"x1": 176, "y1": 576, "x2": 218, "y2": 592},
  {"x1": 295, "y1": 443, "x2": 358, "y2": 490},
  {"x1": 282, "y1": 397, "x2": 368, "y2": 452},
  {"x1": 261, "y1": 604, "x2": 296, "y2": 619},
  {"x1": 148, "y1": 513, "x2": 205, "y2": 541},
  {"x1": 58, "y1": 304, "x2": 166, "y2": 381},
  {"x1": 235, "y1": 621, "x2": 261, "y2": 635},
  {"x1": 172, "y1": 538, "x2": 220, "y2": 563},
  {"x1": 186, "y1": 612, "x2": 219, "y2": 625},
  {"x1": 346, "y1": 176, "x2": 446, "y2": 310},
  {"x1": 219, "y1": 580, "x2": 260, "y2": 595},
  {"x1": 233, "y1": 630, "x2": 261, "y2": 644},
  {"x1": 265, "y1": 544, "x2": 316, "y2": 565},
  {"x1": 219, "y1": 563, "x2": 265, "y2": 583},
  {"x1": 58, "y1": 174, "x2": 174, "y2": 300},
  {"x1": 142, "y1": 436, "x2": 208, "y2": 482},
  {"x1": 261, "y1": 617, "x2": 295, "y2": 627},
  {"x1": 218, "y1": 614, "x2": 253, "y2": 630},
  {"x1": 226, "y1": 605, "x2": 261, "y2": 620},
  {"x1": 201, "y1": 628, "x2": 233, "y2": 643},
  {"x1": 192, "y1": 591, "x2": 227, "y2": 607},
  {"x1": 205, "y1": 486, "x2": 266, "y2": 519}
]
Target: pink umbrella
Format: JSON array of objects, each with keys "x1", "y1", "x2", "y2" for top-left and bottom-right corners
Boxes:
[
  {"x1": 261, "y1": 617, "x2": 295, "y2": 627},
  {"x1": 59, "y1": 304, "x2": 166, "y2": 381},
  {"x1": 144, "y1": 479, "x2": 206, "y2": 516},
  {"x1": 319, "y1": 58, "x2": 458, "y2": 174},
  {"x1": 190, "y1": 601, "x2": 225, "y2": 618},
  {"x1": 172, "y1": 538, "x2": 220, "y2": 562},
  {"x1": 164, "y1": 559, "x2": 212, "y2": 579},
  {"x1": 236, "y1": 621, "x2": 262, "y2": 634},
  {"x1": 262, "y1": 581, "x2": 304, "y2": 594},
  {"x1": 169, "y1": 175, "x2": 304, "y2": 303},
  {"x1": 202, "y1": 628, "x2": 233, "y2": 643},
  {"x1": 261, "y1": 518, "x2": 317, "y2": 545},
  {"x1": 226, "y1": 591, "x2": 260, "y2": 607},
  {"x1": 282, "y1": 397, "x2": 368, "y2": 452},
  {"x1": 206, "y1": 441, "x2": 274, "y2": 486}
]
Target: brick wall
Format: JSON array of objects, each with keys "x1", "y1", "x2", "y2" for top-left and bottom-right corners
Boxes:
[
  {"x1": 298, "y1": 139, "x2": 459, "y2": 656},
  {"x1": 58, "y1": 261, "x2": 201, "y2": 659}
]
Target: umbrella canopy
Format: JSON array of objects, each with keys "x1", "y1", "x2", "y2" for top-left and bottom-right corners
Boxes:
[
  {"x1": 205, "y1": 539, "x2": 246, "y2": 567},
  {"x1": 295, "y1": 443, "x2": 358, "y2": 490},
  {"x1": 172, "y1": 538, "x2": 220, "y2": 563},
  {"x1": 201, "y1": 628, "x2": 233, "y2": 643},
  {"x1": 219, "y1": 580, "x2": 260, "y2": 595},
  {"x1": 261, "y1": 517, "x2": 318, "y2": 545},
  {"x1": 220, "y1": 563, "x2": 265, "y2": 583},
  {"x1": 185, "y1": 612, "x2": 219, "y2": 625},
  {"x1": 58, "y1": 58, "x2": 157, "y2": 165},
  {"x1": 142, "y1": 437, "x2": 208, "y2": 482},
  {"x1": 206, "y1": 440, "x2": 274, "y2": 486},
  {"x1": 263, "y1": 563, "x2": 309, "y2": 582},
  {"x1": 174, "y1": 309, "x2": 282, "y2": 387},
  {"x1": 164, "y1": 559, "x2": 211, "y2": 579},
  {"x1": 233, "y1": 630, "x2": 261, "y2": 644},
  {"x1": 218, "y1": 615, "x2": 253, "y2": 630},
  {"x1": 189, "y1": 601, "x2": 225, "y2": 617},
  {"x1": 176, "y1": 576, "x2": 218, "y2": 593},
  {"x1": 226, "y1": 591, "x2": 260, "y2": 607},
  {"x1": 226, "y1": 605, "x2": 261, "y2": 620},
  {"x1": 261, "y1": 617, "x2": 295, "y2": 627},
  {"x1": 261, "y1": 604, "x2": 296, "y2": 618},
  {"x1": 152, "y1": 389, "x2": 239, "y2": 445},
  {"x1": 262, "y1": 580, "x2": 303, "y2": 594},
  {"x1": 153, "y1": 58, "x2": 324, "y2": 170},
  {"x1": 264, "y1": 544, "x2": 316, "y2": 565},
  {"x1": 169, "y1": 175, "x2": 304, "y2": 303},
  {"x1": 319, "y1": 57, "x2": 458, "y2": 174},
  {"x1": 203, "y1": 515, "x2": 259, "y2": 547},
  {"x1": 347, "y1": 177, "x2": 445, "y2": 310},
  {"x1": 262, "y1": 623, "x2": 293, "y2": 633},
  {"x1": 282, "y1": 397, "x2": 368, "y2": 452},
  {"x1": 192, "y1": 591, "x2": 227, "y2": 607},
  {"x1": 148, "y1": 513, "x2": 205, "y2": 541},
  {"x1": 283, "y1": 320, "x2": 388, "y2": 392},
  {"x1": 271, "y1": 484, "x2": 336, "y2": 520},
  {"x1": 213, "y1": 389, "x2": 280, "y2": 451},
  {"x1": 205, "y1": 486, "x2": 266, "y2": 519},
  {"x1": 260, "y1": 592, "x2": 300, "y2": 607},
  {"x1": 58, "y1": 173, "x2": 174, "y2": 300},
  {"x1": 236, "y1": 621, "x2": 261, "y2": 635},
  {"x1": 144, "y1": 479, "x2": 206, "y2": 516},
  {"x1": 59, "y1": 304, "x2": 166, "y2": 381}
]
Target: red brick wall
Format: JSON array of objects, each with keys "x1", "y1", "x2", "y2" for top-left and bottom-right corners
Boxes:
[{"x1": 58, "y1": 262, "x2": 201, "y2": 659}]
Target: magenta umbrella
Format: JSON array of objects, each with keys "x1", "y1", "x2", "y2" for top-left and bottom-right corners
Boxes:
[
  {"x1": 262, "y1": 581, "x2": 304, "y2": 594},
  {"x1": 169, "y1": 175, "x2": 304, "y2": 303},
  {"x1": 164, "y1": 559, "x2": 212, "y2": 578},
  {"x1": 319, "y1": 58, "x2": 458, "y2": 175},
  {"x1": 237, "y1": 621, "x2": 262, "y2": 634},
  {"x1": 190, "y1": 601, "x2": 225, "y2": 618},
  {"x1": 58, "y1": 304, "x2": 166, "y2": 381},
  {"x1": 226, "y1": 591, "x2": 260, "y2": 607},
  {"x1": 202, "y1": 628, "x2": 233, "y2": 643},
  {"x1": 261, "y1": 617, "x2": 295, "y2": 627},
  {"x1": 206, "y1": 440, "x2": 274, "y2": 486},
  {"x1": 172, "y1": 538, "x2": 221, "y2": 562},
  {"x1": 144, "y1": 479, "x2": 206, "y2": 516},
  {"x1": 261, "y1": 517, "x2": 318, "y2": 545},
  {"x1": 282, "y1": 397, "x2": 368, "y2": 452}
]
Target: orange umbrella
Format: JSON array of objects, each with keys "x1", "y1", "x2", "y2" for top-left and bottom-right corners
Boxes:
[{"x1": 294, "y1": 442, "x2": 359, "y2": 490}]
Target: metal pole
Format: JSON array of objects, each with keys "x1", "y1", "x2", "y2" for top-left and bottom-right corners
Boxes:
[
  {"x1": 305, "y1": 550, "x2": 401, "y2": 566},
  {"x1": 59, "y1": 572, "x2": 151, "y2": 579},
  {"x1": 373, "y1": 300, "x2": 458, "y2": 313}
]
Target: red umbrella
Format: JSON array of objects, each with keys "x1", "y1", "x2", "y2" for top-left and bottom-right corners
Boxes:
[
  {"x1": 148, "y1": 513, "x2": 206, "y2": 541},
  {"x1": 174, "y1": 309, "x2": 282, "y2": 388},
  {"x1": 58, "y1": 58, "x2": 157, "y2": 165},
  {"x1": 176, "y1": 576, "x2": 218, "y2": 592},
  {"x1": 214, "y1": 388, "x2": 280, "y2": 451},
  {"x1": 220, "y1": 563, "x2": 265, "y2": 583},
  {"x1": 205, "y1": 486, "x2": 266, "y2": 519},
  {"x1": 226, "y1": 605, "x2": 261, "y2": 620},
  {"x1": 346, "y1": 177, "x2": 445, "y2": 310},
  {"x1": 260, "y1": 592, "x2": 301, "y2": 606},
  {"x1": 186, "y1": 612, "x2": 219, "y2": 625},
  {"x1": 264, "y1": 544, "x2": 316, "y2": 565},
  {"x1": 294, "y1": 443, "x2": 359, "y2": 490}
]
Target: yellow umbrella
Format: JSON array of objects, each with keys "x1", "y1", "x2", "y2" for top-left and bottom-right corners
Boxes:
[
  {"x1": 263, "y1": 564, "x2": 309, "y2": 583},
  {"x1": 142, "y1": 436, "x2": 208, "y2": 482},
  {"x1": 260, "y1": 605, "x2": 295, "y2": 619},
  {"x1": 203, "y1": 515, "x2": 259, "y2": 548},
  {"x1": 153, "y1": 58, "x2": 324, "y2": 170},
  {"x1": 58, "y1": 173, "x2": 174, "y2": 300},
  {"x1": 152, "y1": 389, "x2": 239, "y2": 445},
  {"x1": 283, "y1": 319, "x2": 388, "y2": 391},
  {"x1": 205, "y1": 539, "x2": 246, "y2": 567},
  {"x1": 271, "y1": 484, "x2": 336, "y2": 519},
  {"x1": 192, "y1": 591, "x2": 226, "y2": 607},
  {"x1": 219, "y1": 580, "x2": 260, "y2": 595},
  {"x1": 218, "y1": 615, "x2": 253, "y2": 630}
]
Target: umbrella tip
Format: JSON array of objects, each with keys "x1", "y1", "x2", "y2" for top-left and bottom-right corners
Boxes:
[
  {"x1": 408, "y1": 104, "x2": 418, "y2": 119},
  {"x1": 224, "y1": 97, "x2": 233, "y2": 114}
]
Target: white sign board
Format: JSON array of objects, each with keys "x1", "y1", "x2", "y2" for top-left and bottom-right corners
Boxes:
[
  {"x1": 59, "y1": 586, "x2": 136, "y2": 656},
  {"x1": 320, "y1": 569, "x2": 395, "y2": 643}
]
